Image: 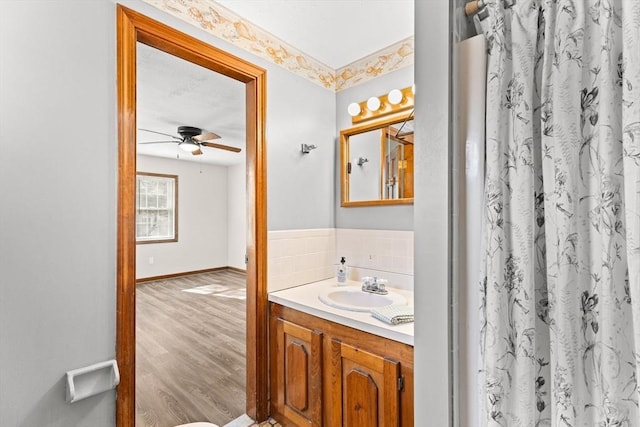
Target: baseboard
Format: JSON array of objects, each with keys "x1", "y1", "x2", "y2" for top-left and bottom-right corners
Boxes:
[{"x1": 136, "y1": 266, "x2": 244, "y2": 283}]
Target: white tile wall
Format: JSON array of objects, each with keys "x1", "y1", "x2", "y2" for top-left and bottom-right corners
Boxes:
[
  {"x1": 268, "y1": 228, "x2": 414, "y2": 292},
  {"x1": 268, "y1": 229, "x2": 336, "y2": 292},
  {"x1": 337, "y1": 228, "x2": 414, "y2": 290}
]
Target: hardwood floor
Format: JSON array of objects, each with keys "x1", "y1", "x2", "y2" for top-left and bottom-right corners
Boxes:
[{"x1": 136, "y1": 269, "x2": 247, "y2": 427}]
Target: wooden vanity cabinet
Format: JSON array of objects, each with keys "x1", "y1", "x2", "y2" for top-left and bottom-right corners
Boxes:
[
  {"x1": 269, "y1": 303, "x2": 414, "y2": 427},
  {"x1": 271, "y1": 316, "x2": 324, "y2": 426}
]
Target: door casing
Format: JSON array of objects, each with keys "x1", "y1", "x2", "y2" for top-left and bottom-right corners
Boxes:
[{"x1": 116, "y1": 5, "x2": 269, "y2": 425}]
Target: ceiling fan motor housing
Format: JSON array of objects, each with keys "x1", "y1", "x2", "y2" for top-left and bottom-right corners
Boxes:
[{"x1": 177, "y1": 126, "x2": 203, "y2": 138}]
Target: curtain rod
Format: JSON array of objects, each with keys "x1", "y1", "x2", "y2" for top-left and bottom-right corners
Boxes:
[
  {"x1": 465, "y1": 0, "x2": 515, "y2": 17},
  {"x1": 464, "y1": 0, "x2": 486, "y2": 17}
]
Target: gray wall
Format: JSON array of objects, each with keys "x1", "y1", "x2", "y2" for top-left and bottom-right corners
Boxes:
[
  {"x1": 266, "y1": 69, "x2": 336, "y2": 230},
  {"x1": 0, "y1": 2, "x2": 117, "y2": 426},
  {"x1": 335, "y1": 67, "x2": 414, "y2": 230},
  {"x1": 413, "y1": 0, "x2": 452, "y2": 425}
]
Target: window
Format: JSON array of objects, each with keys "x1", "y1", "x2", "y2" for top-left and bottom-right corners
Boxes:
[{"x1": 136, "y1": 172, "x2": 178, "y2": 243}]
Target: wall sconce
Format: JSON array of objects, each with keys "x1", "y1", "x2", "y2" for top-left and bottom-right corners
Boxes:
[
  {"x1": 301, "y1": 143, "x2": 317, "y2": 154},
  {"x1": 356, "y1": 157, "x2": 369, "y2": 166},
  {"x1": 347, "y1": 85, "x2": 414, "y2": 124}
]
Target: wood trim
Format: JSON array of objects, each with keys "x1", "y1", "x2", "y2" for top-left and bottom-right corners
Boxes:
[
  {"x1": 274, "y1": 317, "x2": 286, "y2": 417},
  {"x1": 116, "y1": 7, "x2": 137, "y2": 425},
  {"x1": 116, "y1": 6, "x2": 268, "y2": 426},
  {"x1": 340, "y1": 130, "x2": 350, "y2": 206},
  {"x1": 135, "y1": 172, "x2": 179, "y2": 245},
  {"x1": 283, "y1": 319, "x2": 314, "y2": 342},
  {"x1": 272, "y1": 304, "x2": 414, "y2": 362},
  {"x1": 329, "y1": 339, "x2": 344, "y2": 425},
  {"x1": 310, "y1": 330, "x2": 324, "y2": 427},
  {"x1": 380, "y1": 128, "x2": 386, "y2": 199},
  {"x1": 383, "y1": 358, "x2": 401, "y2": 427},
  {"x1": 342, "y1": 198, "x2": 414, "y2": 207},
  {"x1": 136, "y1": 266, "x2": 230, "y2": 283},
  {"x1": 340, "y1": 110, "x2": 415, "y2": 207},
  {"x1": 340, "y1": 343, "x2": 385, "y2": 373},
  {"x1": 284, "y1": 406, "x2": 312, "y2": 426},
  {"x1": 245, "y1": 66, "x2": 270, "y2": 422}
]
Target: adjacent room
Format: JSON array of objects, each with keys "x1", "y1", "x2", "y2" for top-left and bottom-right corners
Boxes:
[{"x1": 134, "y1": 43, "x2": 248, "y2": 426}]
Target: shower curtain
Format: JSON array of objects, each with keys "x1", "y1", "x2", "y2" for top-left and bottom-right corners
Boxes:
[{"x1": 478, "y1": 1, "x2": 640, "y2": 426}]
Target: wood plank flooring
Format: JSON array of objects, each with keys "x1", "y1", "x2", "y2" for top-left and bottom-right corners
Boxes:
[{"x1": 136, "y1": 269, "x2": 247, "y2": 427}]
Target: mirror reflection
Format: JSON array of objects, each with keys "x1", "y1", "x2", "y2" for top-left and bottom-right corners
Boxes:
[{"x1": 341, "y1": 112, "x2": 414, "y2": 207}]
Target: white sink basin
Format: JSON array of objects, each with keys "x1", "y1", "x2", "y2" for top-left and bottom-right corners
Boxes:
[{"x1": 318, "y1": 286, "x2": 406, "y2": 312}]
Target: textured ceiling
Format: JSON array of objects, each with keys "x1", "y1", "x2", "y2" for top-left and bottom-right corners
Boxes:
[{"x1": 136, "y1": 43, "x2": 246, "y2": 166}]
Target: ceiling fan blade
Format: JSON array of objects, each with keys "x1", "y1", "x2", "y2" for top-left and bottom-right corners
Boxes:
[
  {"x1": 138, "y1": 140, "x2": 178, "y2": 144},
  {"x1": 193, "y1": 131, "x2": 221, "y2": 141},
  {"x1": 138, "y1": 128, "x2": 181, "y2": 140},
  {"x1": 201, "y1": 141, "x2": 242, "y2": 153},
  {"x1": 192, "y1": 148, "x2": 203, "y2": 155}
]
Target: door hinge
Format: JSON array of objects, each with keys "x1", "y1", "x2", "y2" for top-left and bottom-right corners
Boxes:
[
  {"x1": 245, "y1": 253, "x2": 248, "y2": 265},
  {"x1": 397, "y1": 375, "x2": 405, "y2": 392},
  {"x1": 347, "y1": 162, "x2": 352, "y2": 174}
]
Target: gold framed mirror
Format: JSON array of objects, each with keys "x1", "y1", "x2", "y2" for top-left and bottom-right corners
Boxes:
[{"x1": 340, "y1": 110, "x2": 414, "y2": 207}]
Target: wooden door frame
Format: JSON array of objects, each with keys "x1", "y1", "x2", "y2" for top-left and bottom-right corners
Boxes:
[{"x1": 116, "y1": 5, "x2": 268, "y2": 425}]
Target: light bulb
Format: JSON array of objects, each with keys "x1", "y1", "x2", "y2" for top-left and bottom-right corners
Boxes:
[
  {"x1": 367, "y1": 96, "x2": 381, "y2": 111},
  {"x1": 179, "y1": 139, "x2": 200, "y2": 152},
  {"x1": 387, "y1": 89, "x2": 403, "y2": 105},
  {"x1": 347, "y1": 102, "x2": 361, "y2": 116}
]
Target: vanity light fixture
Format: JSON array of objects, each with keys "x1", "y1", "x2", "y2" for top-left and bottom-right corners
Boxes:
[
  {"x1": 366, "y1": 96, "x2": 382, "y2": 112},
  {"x1": 348, "y1": 85, "x2": 414, "y2": 124},
  {"x1": 347, "y1": 102, "x2": 362, "y2": 117},
  {"x1": 387, "y1": 89, "x2": 404, "y2": 105}
]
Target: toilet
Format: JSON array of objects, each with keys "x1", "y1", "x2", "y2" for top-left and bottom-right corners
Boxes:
[{"x1": 175, "y1": 423, "x2": 219, "y2": 427}]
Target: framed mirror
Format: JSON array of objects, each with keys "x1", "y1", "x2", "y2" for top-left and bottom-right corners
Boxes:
[{"x1": 340, "y1": 111, "x2": 414, "y2": 207}]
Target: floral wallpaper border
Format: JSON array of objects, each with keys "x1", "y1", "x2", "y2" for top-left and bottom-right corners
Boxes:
[
  {"x1": 141, "y1": 0, "x2": 413, "y2": 92},
  {"x1": 335, "y1": 37, "x2": 414, "y2": 92}
]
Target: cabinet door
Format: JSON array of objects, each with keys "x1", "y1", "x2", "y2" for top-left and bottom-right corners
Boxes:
[
  {"x1": 330, "y1": 339, "x2": 401, "y2": 427},
  {"x1": 273, "y1": 318, "x2": 323, "y2": 426}
]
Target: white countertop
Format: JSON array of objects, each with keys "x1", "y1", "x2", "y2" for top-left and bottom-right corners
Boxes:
[{"x1": 268, "y1": 279, "x2": 414, "y2": 346}]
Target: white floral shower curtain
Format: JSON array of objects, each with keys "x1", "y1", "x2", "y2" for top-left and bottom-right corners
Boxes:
[{"x1": 479, "y1": 0, "x2": 640, "y2": 425}]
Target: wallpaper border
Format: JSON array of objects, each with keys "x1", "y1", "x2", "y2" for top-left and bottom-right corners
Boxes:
[{"x1": 141, "y1": 0, "x2": 413, "y2": 92}]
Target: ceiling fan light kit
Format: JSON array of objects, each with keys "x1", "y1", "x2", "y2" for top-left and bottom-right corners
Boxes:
[
  {"x1": 179, "y1": 139, "x2": 200, "y2": 152},
  {"x1": 138, "y1": 125, "x2": 241, "y2": 155}
]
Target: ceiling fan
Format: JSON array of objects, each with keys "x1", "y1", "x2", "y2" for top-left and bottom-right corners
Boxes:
[{"x1": 138, "y1": 126, "x2": 241, "y2": 154}]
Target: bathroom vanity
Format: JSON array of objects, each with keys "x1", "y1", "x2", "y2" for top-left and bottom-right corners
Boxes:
[{"x1": 268, "y1": 280, "x2": 414, "y2": 426}]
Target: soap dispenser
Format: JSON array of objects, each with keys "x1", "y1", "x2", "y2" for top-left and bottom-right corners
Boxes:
[{"x1": 337, "y1": 257, "x2": 348, "y2": 285}]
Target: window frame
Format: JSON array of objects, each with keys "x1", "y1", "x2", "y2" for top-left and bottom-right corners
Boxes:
[{"x1": 135, "y1": 172, "x2": 178, "y2": 244}]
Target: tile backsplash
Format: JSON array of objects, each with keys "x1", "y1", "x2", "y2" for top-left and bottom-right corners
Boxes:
[
  {"x1": 268, "y1": 228, "x2": 414, "y2": 292},
  {"x1": 268, "y1": 229, "x2": 336, "y2": 292}
]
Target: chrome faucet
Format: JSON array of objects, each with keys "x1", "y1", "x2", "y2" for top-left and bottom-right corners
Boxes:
[{"x1": 361, "y1": 277, "x2": 388, "y2": 295}]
